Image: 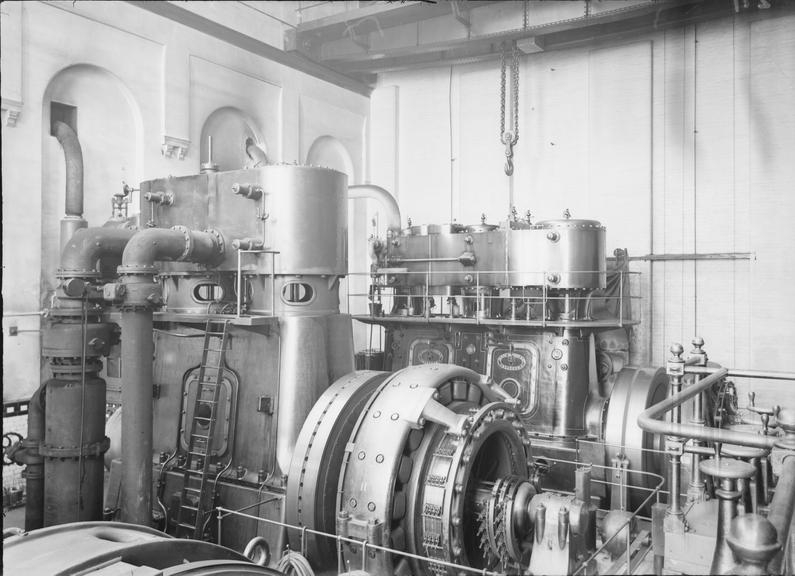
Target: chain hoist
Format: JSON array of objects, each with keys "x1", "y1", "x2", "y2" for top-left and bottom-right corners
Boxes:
[{"x1": 499, "y1": 42, "x2": 520, "y2": 176}]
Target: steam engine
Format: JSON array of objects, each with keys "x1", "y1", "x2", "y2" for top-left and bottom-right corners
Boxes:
[{"x1": 5, "y1": 145, "x2": 795, "y2": 576}]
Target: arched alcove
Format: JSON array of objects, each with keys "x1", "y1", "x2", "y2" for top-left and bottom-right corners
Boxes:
[
  {"x1": 40, "y1": 64, "x2": 143, "y2": 298},
  {"x1": 199, "y1": 107, "x2": 267, "y2": 172}
]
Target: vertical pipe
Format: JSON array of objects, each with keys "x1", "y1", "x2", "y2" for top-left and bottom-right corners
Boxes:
[
  {"x1": 120, "y1": 310, "x2": 154, "y2": 526},
  {"x1": 23, "y1": 384, "x2": 46, "y2": 531}
]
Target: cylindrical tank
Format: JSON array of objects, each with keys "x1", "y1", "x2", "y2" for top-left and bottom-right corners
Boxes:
[
  {"x1": 260, "y1": 166, "x2": 348, "y2": 276},
  {"x1": 508, "y1": 219, "x2": 605, "y2": 289},
  {"x1": 43, "y1": 374, "x2": 107, "y2": 525}
]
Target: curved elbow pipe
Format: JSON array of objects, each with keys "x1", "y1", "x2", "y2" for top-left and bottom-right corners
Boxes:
[
  {"x1": 58, "y1": 227, "x2": 136, "y2": 279},
  {"x1": 116, "y1": 226, "x2": 223, "y2": 526},
  {"x1": 53, "y1": 121, "x2": 84, "y2": 217},
  {"x1": 637, "y1": 368, "x2": 778, "y2": 450},
  {"x1": 245, "y1": 138, "x2": 269, "y2": 167},
  {"x1": 119, "y1": 226, "x2": 223, "y2": 272},
  {"x1": 348, "y1": 184, "x2": 402, "y2": 232}
]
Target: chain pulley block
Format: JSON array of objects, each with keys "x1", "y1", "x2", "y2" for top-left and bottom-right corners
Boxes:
[{"x1": 499, "y1": 42, "x2": 520, "y2": 176}]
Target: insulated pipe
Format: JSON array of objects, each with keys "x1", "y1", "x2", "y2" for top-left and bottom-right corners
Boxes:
[
  {"x1": 58, "y1": 227, "x2": 137, "y2": 278},
  {"x1": 53, "y1": 121, "x2": 87, "y2": 249},
  {"x1": 120, "y1": 227, "x2": 222, "y2": 270},
  {"x1": 119, "y1": 310, "x2": 155, "y2": 526},
  {"x1": 348, "y1": 184, "x2": 402, "y2": 232},
  {"x1": 767, "y1": 455, "x2": 795, "y2": 574},
  {"x1": 117, "y1": 227, "x2": 223, "y2": 526},
  {"x1": 638, "y1": 368, "x2": 778, "y2": 450},
  {"x1": 23, "y1": 383, "x2": 46, "y2": 531}
]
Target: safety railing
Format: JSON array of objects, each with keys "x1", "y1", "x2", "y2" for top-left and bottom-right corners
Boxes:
[
  {"x1": 213, "y1": 443, "x2": 663, "y2": 576},
  {"x1": 214, "y1": 505, "x2": 504, "y2": 576},
  {"x1": 342, "y1": 268, "x2": 641, "y2": 328}
]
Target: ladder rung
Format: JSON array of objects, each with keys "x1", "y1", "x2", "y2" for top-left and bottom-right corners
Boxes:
[
  {"x1": 204, "y1": 347, "x2": 225, "y2": 352},
  {"x1": 191, "y1": 433, "x2": 210, "y2": 439},
  {"x1": 188, "y1": 450, "x2": 207, "y2": 456},
  {"x1": 177, "y1": 522, "x2": 196, "y2": 530},
  {"x1": 184, "y1": 486, "x2": 201, "y2": 492},
  {"x1": 196, "y1": 399, "x2": 218, "y2": 405},
  {"x1": 180, "y1": 504, "x2": 199, "y2": 512}
]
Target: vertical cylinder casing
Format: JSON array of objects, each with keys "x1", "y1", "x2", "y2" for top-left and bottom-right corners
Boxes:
[
  {"x1": 276, "y1": 315, "x2": 331, "y2": 476},
  {"x1": 260, "y1": 166, "x2": 348, "y2": 275},
  {"x1": 43, "y1": 375, "x2": 106, "y2": 525}
]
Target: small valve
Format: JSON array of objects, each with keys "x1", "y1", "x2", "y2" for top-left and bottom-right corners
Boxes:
[
  {"x1": 144, "y1": 191, "x2": 174, "y2": 206},
  {"x1": 563, "y1": 208, "x2": 571, "y2": 219},
  {"x1": 232, "y1": 183, "x2": 263, "y2": 200}
]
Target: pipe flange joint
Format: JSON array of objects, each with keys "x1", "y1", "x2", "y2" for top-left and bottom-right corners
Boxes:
[
  {"x1": 116, "y1": 264, "x2": 159, "y2": 276},
  {"x1": 205, "y1": 228, "x2": 226, "y2": 257},
  {"x1": 117, "y1": 276, "x2": 163, "y2": 309},
  {"x1": 56, "y1": 268, "x2": 101, "y2": 280},
  {"x1": 39, "y1": 436, "x2": 110, "y2": 460},
  {"x1": 171, "y1": 225, "x2": 193, "y2": 261}
]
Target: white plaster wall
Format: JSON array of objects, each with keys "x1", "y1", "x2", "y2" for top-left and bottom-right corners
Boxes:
[
  {"x1": 369, "y1": 12, "x2": 795, "y2": 409},
  {"x1": 1, "y1": 1, "x2": 369, "y2": 402}
]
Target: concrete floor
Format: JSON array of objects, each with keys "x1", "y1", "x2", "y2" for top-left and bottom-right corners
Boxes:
[{"x1": 3, "y1": 505, "x2": 25, "y2": 531}]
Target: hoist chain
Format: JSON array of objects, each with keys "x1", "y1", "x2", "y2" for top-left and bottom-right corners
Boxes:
[{"x1": 499, "y1": 42, "x2": 520, "y2": 176}]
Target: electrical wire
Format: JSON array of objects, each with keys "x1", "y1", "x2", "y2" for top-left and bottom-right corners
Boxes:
[{"x1": 449, "y1": 64, "x2": 455, "y2": 223}]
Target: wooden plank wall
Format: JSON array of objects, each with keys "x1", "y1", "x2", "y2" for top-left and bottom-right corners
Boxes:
[{"x1": 371, "y1": 12, "x2": 795, "y2": 408}]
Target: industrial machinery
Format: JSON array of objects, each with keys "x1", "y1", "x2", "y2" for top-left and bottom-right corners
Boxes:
[{"x1": 4, "y1": 125, "x2": 795, "y2": 575}]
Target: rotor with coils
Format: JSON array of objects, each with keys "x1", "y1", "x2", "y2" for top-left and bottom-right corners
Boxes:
[
  {"x1": 287, "y1": 365, "x2": 539, "y2": 575},
  {"x1": 473, "y1": 475, "x2": 535, "y2": 572}
]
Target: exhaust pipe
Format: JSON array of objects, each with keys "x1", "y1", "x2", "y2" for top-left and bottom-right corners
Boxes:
[{"x1": 52, "y1": 121, "x2": 87, "y2": 249}]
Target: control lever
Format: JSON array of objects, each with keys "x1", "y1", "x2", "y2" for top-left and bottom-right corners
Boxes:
[{"x1": 747, "y1": 392, "x2": 780, "y2": 435}]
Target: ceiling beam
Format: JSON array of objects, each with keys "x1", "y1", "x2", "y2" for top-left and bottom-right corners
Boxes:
[
  {"x1": 322, "y1": 0, "x2": 744, "y2": 74},
  {"x1": 291, "y1": 0, "x2": 492, "y2": 40},
  {"x1": 124, "y1": 0, "x2": 372, "y2": 96}
]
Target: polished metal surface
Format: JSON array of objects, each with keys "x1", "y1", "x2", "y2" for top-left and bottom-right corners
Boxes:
[{"x1": 23, "y1": 152, "x2": 795, "y2": 576}]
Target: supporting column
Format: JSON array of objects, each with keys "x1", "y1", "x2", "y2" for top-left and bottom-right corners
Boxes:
[
  {"x1": 686, "y1": 337, "x2": 708, "y2": 500},
  {"x1": 698, "y1": 457, "x2": 756, "y2": 574},
  {"x1": 665, "y1": 344, "x2": 685, "y2": 518}
]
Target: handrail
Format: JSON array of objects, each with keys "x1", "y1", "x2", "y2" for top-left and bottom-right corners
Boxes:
[{"x1": 637, "y1": 368, "x2": 778, "y2": 449}]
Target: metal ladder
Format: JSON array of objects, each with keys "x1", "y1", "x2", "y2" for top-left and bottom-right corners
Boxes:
[{"x1": 176, "y1": 319, "x2": 230, "y2": 539}]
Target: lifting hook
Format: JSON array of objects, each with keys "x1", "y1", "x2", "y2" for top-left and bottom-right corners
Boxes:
[{"x1": 502, "y1": 131, "x2": 516, "y2": 176}]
